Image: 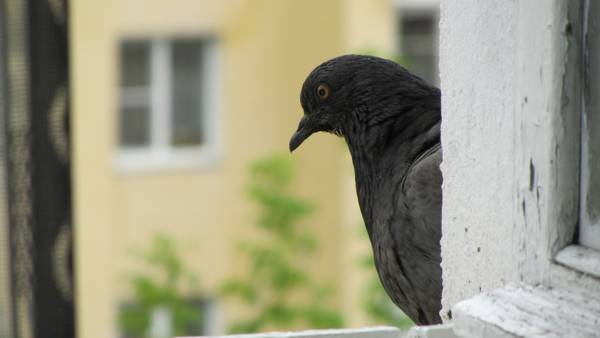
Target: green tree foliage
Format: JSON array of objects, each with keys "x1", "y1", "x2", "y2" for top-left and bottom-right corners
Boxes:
[
  {"x1": 119, "y1": 234, "x2": 202, "y2": 338},
  {"x1": 222, "y1": 154, "x2": 344, "y2": 333}
]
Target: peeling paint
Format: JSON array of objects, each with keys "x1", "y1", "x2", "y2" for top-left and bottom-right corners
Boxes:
[
  {"x1": 529, "y1": 160, "x2": 535, "y2": 191},
  {"x1": 440, "y1": 0, "x2": 594, "y2": 320}
]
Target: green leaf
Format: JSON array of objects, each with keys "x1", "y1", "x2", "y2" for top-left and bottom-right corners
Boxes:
[
  {"x1": 220, "y1": 280, "x2": 257, "y2": 303},
  {"x1": 119, "y1": 234, "x2": 204, "y2": 337},
  {"x1": 223, "y1": 153, "x2": 345, "y2": 333}
]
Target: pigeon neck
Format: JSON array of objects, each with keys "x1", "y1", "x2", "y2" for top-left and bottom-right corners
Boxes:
[
  {"x1": 345, "y1": 103, "x2": 440, "y2": 169},
  {"x1": 344, "y1": 104, "x2": 440, "y2": 236}
]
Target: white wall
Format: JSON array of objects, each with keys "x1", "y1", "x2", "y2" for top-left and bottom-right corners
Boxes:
[
  {"x1": 438, "y1": 0, "x2": 592, "y2": 320},
  {"x1": 438, "y1": 1, "x2": 520, "y2": 318}
]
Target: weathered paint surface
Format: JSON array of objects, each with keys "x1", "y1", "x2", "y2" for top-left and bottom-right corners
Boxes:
[
  {"x1": 453, "y1": 283, "x2": 600, "y2": 338},
  {"x1": 439, "y1": 0, "x2": 519, "y2": 318},
  {"x1": 439, "y1": 0, "x2": 600, "y2": 321},
  {"x1": 555, "y1": 245, "x2": 600, "y2": 279}
]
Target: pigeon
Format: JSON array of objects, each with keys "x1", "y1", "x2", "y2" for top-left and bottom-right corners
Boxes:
[{"x1": 289, "y1": 55, "x2": 442, "y2": 325}]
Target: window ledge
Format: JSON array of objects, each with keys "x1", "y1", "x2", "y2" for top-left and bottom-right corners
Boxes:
[
  {"x1": 555, "y1": 245, "x2": 600, "y2": 279},
  {"x1": 115, "y1": 147, "x2": 222, "y2": 174},
  {"x1": 452, "y1": 283, "x2": 600, "y2": 338},
  {"x1": 407, "y1": 324, "x2": 456, "y2": 338},
  {"x1": 176, "y1": 326, "x2": 402, "y2": 338}
]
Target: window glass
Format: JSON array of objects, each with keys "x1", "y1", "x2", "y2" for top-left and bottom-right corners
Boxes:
[
  {"x1": 171, "y1": 40, "x2": 204, "y2": 147},
  {"x1": 399, "y1": 13, "x2": 438, "y2": 85},
  {"x1": 120, "y1": 42, "x2": 150, "y2": 87},
  {"x1": 120, "y1": 41, "x2": 151, "y2": 147},
  {"x1": 120, "y1": 106, "x2": 150, "y2": 147}
]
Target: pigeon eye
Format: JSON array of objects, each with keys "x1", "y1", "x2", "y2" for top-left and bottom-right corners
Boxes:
[{"x1": 316, "y1": 84, "x2": 330, "y2": 100}]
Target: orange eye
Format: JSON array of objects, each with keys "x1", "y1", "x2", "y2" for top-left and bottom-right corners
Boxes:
[{"x1": 316, "y1": 84, "x2": 330, "y2": 100}]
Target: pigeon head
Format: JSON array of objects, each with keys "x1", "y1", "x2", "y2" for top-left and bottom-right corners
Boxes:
[{"x1": 289, "y1": 54, "x2": 437, "y2": 152}]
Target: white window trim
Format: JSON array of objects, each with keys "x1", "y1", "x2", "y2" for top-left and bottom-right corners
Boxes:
[
  {"x1": 452, "y1": 283, "x2": 600, "y2": 338},
  {"x1": 115, "y1": 38, "x2": 222, "y2": 174},
  {"x1": 434, "y1": 1, "x2": 600, "y2": 337},
  {"x1": 578, "y1": 0, "x2": 600, "y2": 251},
  {"x1": 507, "y1": 0, "x2": 600, "y2": 287}
]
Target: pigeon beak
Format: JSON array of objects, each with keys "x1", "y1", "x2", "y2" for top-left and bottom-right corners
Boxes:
[{"x1": 289, "y1": 115, "x2": 316, "y2": 152}]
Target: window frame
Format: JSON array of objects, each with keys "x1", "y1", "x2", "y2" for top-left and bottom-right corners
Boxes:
[
  {"x1": 479, "y1": 0, "x2": 600, "y2": 291},
  {"x1": 552, "y1": 0, "x2": 600, "y2": 278},
  {"x1": 115, "y1": 37, "x2": 222, "y2": 173},
  {"x1": 578, "y1": 0, "x2": 600, "y2": 251},
  {"x1": 439, "y1": 1, "x2": 600, "y2": 336}
]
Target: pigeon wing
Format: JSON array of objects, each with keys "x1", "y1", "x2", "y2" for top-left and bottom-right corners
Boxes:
[{"x1": 398, "y1": 143, "x2": 443, "y2": 324}]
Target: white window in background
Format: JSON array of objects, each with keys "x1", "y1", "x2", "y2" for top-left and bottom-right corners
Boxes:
[
  {"x1": 117, "y1": 38, "x2": 221, "y2": 172},
  {"x1": 398, "y1": 11, "x2": 439, "y2": 85}
]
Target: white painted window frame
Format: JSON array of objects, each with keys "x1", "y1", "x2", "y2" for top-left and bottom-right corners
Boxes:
[
  {"x1": 446, "y1": 1, "x2": 600, "y2": 337},
  {"x1": 578, "y1": 0, "x2": 600, "y2": 251},
  {"x1": 555, "y1": 0, "x2": 600, "y2": 273},
  {"x1": 116, "y1": 38, "x2": 222, "y2": 173},
  {"x1": 507, "y1": 0, "x2": 600, "y2": 285}
]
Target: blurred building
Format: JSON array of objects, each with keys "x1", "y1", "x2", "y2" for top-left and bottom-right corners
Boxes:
[
  {"x1": 71, "y1": 1, "x2": 438, "y2": 337},
  {"x1": 394, "y1": 0, "x2": 439, "y2": 85}
]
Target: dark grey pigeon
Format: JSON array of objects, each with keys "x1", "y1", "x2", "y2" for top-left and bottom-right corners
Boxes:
[{"x1": 289, "y1": 55, "x2": 442, "y2": 325}]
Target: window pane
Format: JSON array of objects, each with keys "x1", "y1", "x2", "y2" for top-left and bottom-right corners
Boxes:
[
  {"x1": 171, "y1": 40, "x2": 204, "y2": 147},
  {"x1": 119, "y1": 41, "x2": 151, "y2": 148},
  {"x1": 399, "y1": 14, "x2": 438, "y2": 85},
  {"x1": 580, "y1": 1, "x2": 600, "y2": 250},
  {"x1": 121, "y1": 41, "x2": 150, "y2": 87},
  {"x1": 120, "y1": 106, "x2": 150, "y2": 147}
]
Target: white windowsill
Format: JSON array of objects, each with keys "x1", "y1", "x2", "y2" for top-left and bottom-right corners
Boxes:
[
  {"x1": 407, "y1": 324, "x2": 455, "y2": 338},
  {"x1": 452, "y1": 283, "x2": 600, "y2": 338},
  {"x1": 555, "y1": 244, "x2": 600, "y2": 279},
  {"x1": 115, "y1": 146, "x2": 222, "y2": 174},
  {"x1": 177, "y1": 327, "x2": 402, "y2": 338}
]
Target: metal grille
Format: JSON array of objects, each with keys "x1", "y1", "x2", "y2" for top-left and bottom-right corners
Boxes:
[{"x1": 0, "y1": 0, "x2": 74, "y2": 337}]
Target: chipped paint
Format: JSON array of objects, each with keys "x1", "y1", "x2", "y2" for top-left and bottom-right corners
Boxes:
[{"x1": 439, "y1": 0, "x2": 599, "y2": 322}]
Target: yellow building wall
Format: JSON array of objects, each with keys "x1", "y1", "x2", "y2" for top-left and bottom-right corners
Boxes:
[{"x1": 71, "y1": 1, "x2": 395, "y2": 337}]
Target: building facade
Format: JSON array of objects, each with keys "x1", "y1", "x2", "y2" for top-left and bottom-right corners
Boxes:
[{"x1": 71, "y1": 1, "x2": 432, "y2": 337}]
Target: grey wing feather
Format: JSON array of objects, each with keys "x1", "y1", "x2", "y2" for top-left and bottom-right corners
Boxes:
[
  {"x1": 400, "y1": 144, "x2": 443, "y2": 324},
  {"x1": 403, "y1": 144, "x2": 442, "y2": 255}
]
